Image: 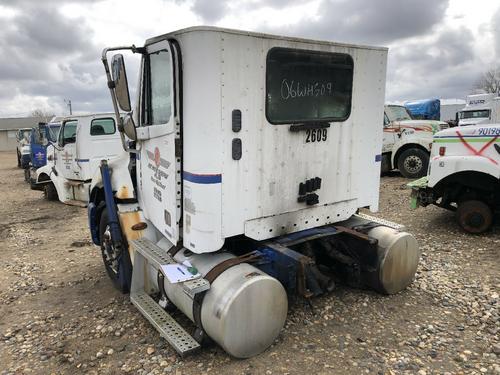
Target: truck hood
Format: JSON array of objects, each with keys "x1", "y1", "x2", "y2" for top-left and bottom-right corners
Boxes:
[
  {"x1": 435, "y1": 123, "x2": 500, "y2": 138},
  {"x1": 458, "y1": 117, "x2": 489, "y2": 127},
  {"x1": 392, "y1": 120, "x2": 448, "y2": 134}
]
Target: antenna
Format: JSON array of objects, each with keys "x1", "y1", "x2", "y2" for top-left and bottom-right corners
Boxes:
[{"x1": 64, "y1": 99, "x2": 73, "y2": 115}]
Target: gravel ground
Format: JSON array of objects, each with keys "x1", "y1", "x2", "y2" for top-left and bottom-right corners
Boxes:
[{"x1": 0, "y1": 151, "x2": 498, "y2": 375}]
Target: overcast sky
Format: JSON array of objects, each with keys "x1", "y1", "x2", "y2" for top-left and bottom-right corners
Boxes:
[{"x1": 0, "y1": 0, "x2": 499, "y2": 117}]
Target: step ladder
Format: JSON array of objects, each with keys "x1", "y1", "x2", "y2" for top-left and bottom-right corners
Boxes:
[
  {"x1": 355, "y1": 212, "x2": 404, "y2": 231},
  {"x1": 129, "y1": 238, "x2": 210, "y2": 356}
]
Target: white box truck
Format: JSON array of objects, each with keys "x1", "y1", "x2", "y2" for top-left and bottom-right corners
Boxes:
[
  {"x1": 458, "y1": 93, "x2": 500, "y2": 126},
  {"x1": 32, "y1": 113, "x2": 127, "y2": 206},
  {"x1": 88, "y1": 27, "x2": 420, "y2": 358}
]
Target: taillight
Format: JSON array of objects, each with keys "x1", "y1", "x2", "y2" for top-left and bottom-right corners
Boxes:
[{"x1": 439, "y1": 146, "x2": 446, "y2": 156}]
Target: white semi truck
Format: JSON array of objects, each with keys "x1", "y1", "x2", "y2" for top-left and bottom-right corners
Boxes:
[
  {"x1": 458, "y1": 93, "x2": 500, "y2": 126},
  {"x1": 409, "y1": 124, "x2": 500, "y2": 233},
  {"x1": 32, "y1": 113, "x2": 126, "y2": 206},
  {"x1": 89, "y1": 27, "x2": 421, "y2": 358},
  {"x1": 382, "y1": 104, "x2": 448, "y2": 178}
]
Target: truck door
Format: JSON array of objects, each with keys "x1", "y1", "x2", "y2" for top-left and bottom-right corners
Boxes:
[
  {"x1": 382, "y1": 112, "x2": 396, "y2": 153},
  {"x1": 136, "y1": 40, "x2": 181, "y2": 244},
  {"x1": 55, "y1": 119, "x2": 79, "y2": 180}
]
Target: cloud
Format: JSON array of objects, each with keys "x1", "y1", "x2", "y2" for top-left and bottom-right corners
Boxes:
[
  {"x1": 192, "y1": 0, "x2": 228, "y2": 23},
  {"x1": 386, "y1": 26, "x2": 480, "y2": 101},
  {"x1": 493, "y1": 7, "x2": 500, "y2": 59},
  {"x1": 259, "y1": 0, "x2": 449, "y2": 45},
  {"x1": 0, "y1": 0, "x2": 108, "y2": 116}
]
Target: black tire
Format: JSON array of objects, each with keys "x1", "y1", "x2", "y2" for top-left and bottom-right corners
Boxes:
[
  {"x1": 456, "y1": 200, "x2": 493, "y2": 234},
  {"x1": 397, "y1": 148, "x2": 429, "y2": 178},
  {"x1": 43, "y1": 182, "x2": 58, "y2": 201},
  {"x1": 99, "y1": 209, "x2": 133, "y2": 293}
]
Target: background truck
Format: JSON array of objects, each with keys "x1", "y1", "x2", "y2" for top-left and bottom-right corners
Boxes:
[
  {"x1": 32, "y1": 113, "x2": 125, "y2": 205},
  {"x1": 404, "y1": 98, "x2": 465, "y2": 126},
  {"x1": 382, "y1": 104, "x2": 448, "y2": 178},
  {"x1": 16, "y1": 128, "x2": 32, "y2": 168},
  {"x1": 458, "y1": 93, "x2": 500, "y2": 126},
  {"x1": 409, "y1": 123, "x2": 500, "y2": 233},
  {"x1": 25, "y1": 121, "x2": 61, "y2": 183},
  {"x1": 88, "y1": 27, "x2": 421, "y2": 358}
]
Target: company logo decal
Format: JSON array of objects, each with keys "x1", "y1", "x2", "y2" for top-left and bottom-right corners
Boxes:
[{"x1": 62, "y1": 150, "x2": 72, "y2": 163}]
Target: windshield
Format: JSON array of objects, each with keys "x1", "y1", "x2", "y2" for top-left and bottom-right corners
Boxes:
[
  {"x1": 47, "y1": 125, "x2": 61, "y2": 142},
  {"x1": 385, "y1": 106, "x2": 412, "y2": 122},
  {"x1": 459, "y1": 110, "x2": 490, "y2": 119}
]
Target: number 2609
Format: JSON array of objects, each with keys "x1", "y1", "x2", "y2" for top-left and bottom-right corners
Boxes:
[{"x1": 305, "y1": 128, "x2": 328, "y2": 143}]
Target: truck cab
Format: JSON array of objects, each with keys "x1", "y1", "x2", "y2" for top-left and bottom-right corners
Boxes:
[
  {"x1": 458, "y1": 93, "x2": 500, "y2": 127},
  {"x1": 33, "y1": 113, "x2": 125, "y2": 205},
  {"x1": 382, "y1": 104, "x2": 448, "y2": 178},
  {"x1": 409, "y1": 124, "x2": 500, "y2": 233},
  {"x1": 89, "y1": 26, "x2": 420, "y2": 358},
  {"x1": 16, "y1": 128, "x2": 32, "y2": 169},
  {"x1": 26, "y1": 121, "x2": 61, "y2": 183}
]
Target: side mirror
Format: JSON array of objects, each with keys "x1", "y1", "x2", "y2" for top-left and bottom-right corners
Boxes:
[
  {"x1": 122, "y1": 113, "x2": 137, "y2": 141},
  {"x1": 111, "y1": 54, "x2": 131, "y2": 112}
]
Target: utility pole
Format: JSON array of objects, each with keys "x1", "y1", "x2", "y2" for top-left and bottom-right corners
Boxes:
[{"x1": 64, "y1": 99, "x2": 73, "y2": 115}]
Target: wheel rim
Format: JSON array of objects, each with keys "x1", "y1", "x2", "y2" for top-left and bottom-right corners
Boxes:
[
  {"x1": 102, "y1": 225, "x2": 120, "y2": 276},
  {"x1": 465, "y1": 212, "x2": 484, "y2": 229},
  {"x1": 403, "y1": 155, "x2": 423, "y2": 174}
]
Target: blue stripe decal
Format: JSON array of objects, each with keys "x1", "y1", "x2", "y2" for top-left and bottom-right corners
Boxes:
[
  {"x1": 76, "y1": 159, "x2": 90, "y2": 162},
  {"x1": 183, "y1": 171, "x2": 222, "y2": 184},
  {"x1": 375, "y1": 154, "x2": 382, "y2": 162}
]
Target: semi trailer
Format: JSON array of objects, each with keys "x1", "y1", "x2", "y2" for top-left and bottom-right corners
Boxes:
[
  {"x1": 32, "y1": 113, "x2": 125, "y2": 205},
  {"x1": 458, "y1": 93, "x2": 500, "y2": 127},
  {"x1": 89, "y1": 27, "x2": 421, "y2": 358},
  {"x1": 404, "y1": 98, "x2": 465, "y2": 126}
]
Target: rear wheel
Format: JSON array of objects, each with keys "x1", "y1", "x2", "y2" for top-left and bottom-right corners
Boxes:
[
  {"x1": 43, "y1": 183, "x2": 58, "y2": 201},
  {"x1": 99, "y1": 209, "x2": 132, "y2": 293},
  {"x1": 456, "y1": 200, "x2": 493, "y2": 234},
  {"x1": 397, "y1": 148, "x2": 429, "y2": 178}
]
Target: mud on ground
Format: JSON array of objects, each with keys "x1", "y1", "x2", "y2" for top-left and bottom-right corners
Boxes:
[{"x1": 0, "y1": 151, "x2": 498, "y2": 375}]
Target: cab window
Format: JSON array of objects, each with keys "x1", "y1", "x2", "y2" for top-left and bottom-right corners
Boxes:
[
  {"x1": 266, "y1": 48, "x2": 353, "y2": 124},
  {"x1": 383, "y1": 113, "x2": 390, "y2": 126},
  {"x1": 90, "y1": 118, "x2": 116, "y2": 135},
  {"x1": 143, "y1": 49, "x2": 173, "y2": 126},
  {"x1": 59, "y1": 120, "x2": 77, "y2": 146}
]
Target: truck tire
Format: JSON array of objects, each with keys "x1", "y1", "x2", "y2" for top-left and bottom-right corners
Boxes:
[
  {"x1": 397, "y1": 148, "x2": 429, "y2": 179},
  {"x1": 456, "y1": 200, "x2": 493, "y2": 234},
  {"x1": 99, "y1": 209, "x2": 133, "y2": 293},
  {"x1": 43, "y1": 183, "x2": 58, "y2": 201}
]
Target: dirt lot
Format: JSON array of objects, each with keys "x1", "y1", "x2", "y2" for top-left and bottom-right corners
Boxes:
[{"x1": 0, "y1": 150, "x2": 498, "y2": 375}]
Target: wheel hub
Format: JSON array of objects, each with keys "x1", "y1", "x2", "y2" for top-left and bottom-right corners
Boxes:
[
  {"x1": 404, "y1": 155, "x2": 423, "y2": 174},
  {"x1": 102, "y1": 226, "x2": 119, "y2": 274}
]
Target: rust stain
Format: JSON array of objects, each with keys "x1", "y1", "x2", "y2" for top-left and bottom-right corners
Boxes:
[
  {"x1": 119, "y1": 211, "x2": 144, "y2": 264},
  {"x1": 116, "y1": 185, "x2": 133, "y2": 199}
]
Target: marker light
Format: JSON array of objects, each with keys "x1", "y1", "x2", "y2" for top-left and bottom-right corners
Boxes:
[{"x1": 439, "y1": 146, "x2": 446, "y2": 156}]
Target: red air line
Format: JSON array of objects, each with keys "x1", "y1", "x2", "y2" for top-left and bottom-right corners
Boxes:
[{"x1": 455, "y1": 130, "x2": 499, "y2": 165}]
